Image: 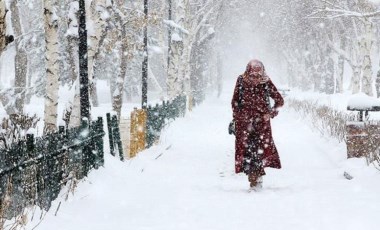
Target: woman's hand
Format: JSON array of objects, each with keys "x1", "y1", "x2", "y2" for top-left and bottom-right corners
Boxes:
[
  {"x1": 264, "y1": 110, "x2": 279, "y2": 121},
  {"x1": 260, "y1": 76, "x2": 269, "y2": 84},
  {"x1": 270, "y1": 110, "x2": 279, "y2": 118},
  {"x1": 264, "y1": 114, "x2": 271, "y2": 121}
]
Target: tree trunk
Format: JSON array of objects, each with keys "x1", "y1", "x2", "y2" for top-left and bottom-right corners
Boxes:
[
  {"x1": 71, "y1": 79, "x2": 81, "y2": 128},
  {"x1": 376, "y1": 69, "x2": 380, "y2": 98},
  {"x1": 112, "y1": 44, "x2": 127, "y2": 119},
  {"x1": 43, "y1": 0, "x2": 59, "y2": 133},
  {"x1": 87, "y1": 0, "x2": 107, "y2": 107},
  {"x1": 10, "y1": 0, "x2": 27, "y2": 115},
  {"x1": 0, "y1": 0, "x2": 7, "y2": 54},
  {"x1": 0, "y1": 0, "x2": 6, "y2": 109},
  {"x1": 216, "y1": 53, "x2": 223, "y2": 97},
  {"x1": 360, "y1": 20, "x2": 374, "y2": 96},
  {"x1": 351, "y1": 65, "x2": 361, "y2": 94},
  {"x1": 68, "y1": 37, "x2": 81, "y2": 128},
  {"x1": 167, "y1": 38, "x2": 184, "y2": 98},
  {"x1": 325, "y1": 46, "x2": 335, "y2": 94},
  {"x1": 337, "y1": 33, "x2": 345, "y2": 93},
  {"x1": 180, "y1": 0, "x2": 191, "y2": 96},
  {"x1": 167, "y1": 0, "x2": 187, "y2": 99}
]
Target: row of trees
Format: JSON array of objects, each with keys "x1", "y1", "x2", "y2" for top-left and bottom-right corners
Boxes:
[
  {"x1": 0, "y1": 0, "x2": 224, "y2": 134},
  {"x1": 222, "y1": 0, "x2": 380, "y2": 97},
  {"x1": 4, "y1": 0, "x2": 377, "y2": 135}
]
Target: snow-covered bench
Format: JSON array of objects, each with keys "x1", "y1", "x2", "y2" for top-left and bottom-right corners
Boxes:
[{"x1": 347, "y1": 93, "x2": 380, "y2": 121}]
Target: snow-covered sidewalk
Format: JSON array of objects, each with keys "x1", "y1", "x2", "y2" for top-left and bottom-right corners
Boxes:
[{"x1": 26, "y1": 83, "x2": 380, "y2": 230}]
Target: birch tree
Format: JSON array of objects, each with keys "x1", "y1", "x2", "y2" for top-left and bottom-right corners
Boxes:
[
  {"x1": 178, "y1": 0, "x2": 220, "y2": 102},
  {"x1": 9, "y1": 0, "x2": 27, "y2": 114},
  {"x1": 43, "y1": 0, "x2": 59, "y2": 133},
  {"x1": 0, "y1": 0, "x2": 7, "y2": 54},
  {"x1": 336, "y1": 27, "x2": 346, "y2": 93},
  {"x1": 360, "y1": 18, "x2": 374, "y2": 96},
  {"x1": 0, "y1": 0, "x2": 7, "y2": 107},
  {"x1": 308, "y1": 0, "x2": 379, "y2": 95},
  {"x1": 166, "y1": 0, "x2": 188, "y2": 99},
  {"x1": 87, "y1": 0, "x2": 109, "y2": 107}
]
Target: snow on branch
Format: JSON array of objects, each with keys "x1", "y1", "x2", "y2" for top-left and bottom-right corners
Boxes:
[
  {"x1": 163, "y1": 20, "x2": 189, "y2": 35},
  {"x1": 325, "y1": 35, "x2": 356, "y2": 67},
  {"x1": 197, "y1": 27, "x2": 215, "y2": 46},
  {"x1": 308, "y1": 7, "x2": 380, "y2": 20}
]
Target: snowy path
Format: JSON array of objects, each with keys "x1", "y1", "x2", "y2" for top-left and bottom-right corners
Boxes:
[{"x1": 27, "y1": 83, "x2": 380, "y2": 230}]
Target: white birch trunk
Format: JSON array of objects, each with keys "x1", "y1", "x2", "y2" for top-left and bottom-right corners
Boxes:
[
  {"x1": 87, "y1": 0, "x2": 107, "y2": 107},
  {"x1": 167, "y1": 0, "x2": 187, "y2": 99},
  {"x1": 351, "y1": 65, "x2": 361, "y2": 94},
  {"x1": 167, "y1": 37, "x2": 184, "y2": 98},
  {"x1": 182, "y1": 1, "x2": 193, "y2": 97},
  {"x1": 376, "y1": 68, "x2": 380, "y2": 98},
  {"x1": 70, "y1": 78, "x2": 81, "y2": 128},
  {"x1": 336, "y1": 31, "x2": 345, "y2": 93},
  {"x1": 348, "y1": 41, "x2": 362, "y2": 94},
  {"x1": 0, "y1": 0, "x2": 6, "y2": 110},
  {"x1": 182, "y1": 1, "x2": 218, "y2": 98},
  {"x1": 43, "y1": 0, "x2": 59, "y2": 133},
  {"x1": 0, "y1": 0, "x2": 6, "y2": 54},
  {"x1": 111, "y1": 2, "x2": 127, "y2": 119},
  {"x1": 65, "y1": 2, "x2": 80, "y2": 128},
  {"x1": 10, "y1": 0, "x2": 27, "y2": 114},
  {"x1": 360, "y1": 20, "x2": 373, "y2": 96}
]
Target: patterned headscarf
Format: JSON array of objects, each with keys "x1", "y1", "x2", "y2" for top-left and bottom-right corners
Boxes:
[{"x1": 245, "y1": 59, "x2": 265, "y2": 78}]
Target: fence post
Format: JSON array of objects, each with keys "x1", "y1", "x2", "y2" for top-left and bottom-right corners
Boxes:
[
  {"x1": 112, "y1": 115, "x2": 124, "y2": 161},
  {"x1": 106, "y1": 113, "x2": 115, "y2": 156},
  {"x1": 146, "y1": 105, "x2": 153, "y2": 148},
  {"x1": 25, "y1": 133, "x2": 37, "y2": 206},
  {"x1": 58, "y1": 126, "x2": 65, "y2": 135},
  {"x1": 26, "y1": 133, "x2": 34, "y2": 154},
  {"x1": 79, "y1": 119, "x2": 90, "y2": 178},
  {"x1": 96, "y1": 117, "x2": 105, "y2": 167}
]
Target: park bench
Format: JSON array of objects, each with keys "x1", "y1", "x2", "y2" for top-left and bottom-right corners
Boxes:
[{"x1": 346, "y1": 94, "x2": 380, "y2": 159}]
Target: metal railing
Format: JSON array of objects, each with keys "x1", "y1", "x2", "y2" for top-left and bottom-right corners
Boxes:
[{"x1": 146, "y1": 95, "x2": 186, "y2": 148}]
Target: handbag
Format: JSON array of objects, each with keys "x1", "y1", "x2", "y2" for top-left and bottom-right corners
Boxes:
[
  {"x1": 229, "y1": 76, "x2": 243, "y2": 135},
  {"x1": 228, "y1": 120, "x2": 235, "y2": 135}
]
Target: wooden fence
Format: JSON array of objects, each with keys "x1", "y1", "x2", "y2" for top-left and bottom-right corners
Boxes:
[{"x1": 0, "y1": 117, "x2": 105, "y2": 220}]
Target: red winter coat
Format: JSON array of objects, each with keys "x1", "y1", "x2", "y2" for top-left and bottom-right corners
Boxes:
[{"x1": 231, "y1": 71, "x2": 284, "y2": 175}]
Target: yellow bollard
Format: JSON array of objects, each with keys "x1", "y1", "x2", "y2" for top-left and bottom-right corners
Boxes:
[{"x1": 129, "y1": 108, "x2": 147, "y2": 158}]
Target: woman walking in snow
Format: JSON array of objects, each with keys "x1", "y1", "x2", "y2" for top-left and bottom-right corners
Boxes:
[{"x1": 231, "y1": 59, "x2": 284, "y2": 191}]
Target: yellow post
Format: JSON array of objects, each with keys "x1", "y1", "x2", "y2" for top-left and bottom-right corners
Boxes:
[{"x1": 129, "y1": 108, "x2": 147, "y2": 158}]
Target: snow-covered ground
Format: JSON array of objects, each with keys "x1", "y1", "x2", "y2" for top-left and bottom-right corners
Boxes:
[{"x1": 22, "y1": 80, "x2": 380, "y2": 230}]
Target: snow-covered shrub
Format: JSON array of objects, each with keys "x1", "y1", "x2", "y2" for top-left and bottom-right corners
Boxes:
[
  {"x1": 363, "y1": 123, "x2": 380, "y2": 169},
  {"x1": 0, "y1": 114, "x2": 40, "y2": 149},
  {"x1": 287, "y1": 98, "x2": 380, "y2": 169},
  {"x1": 287, "y1": 98, "x2": 353, "y2": 142}
]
